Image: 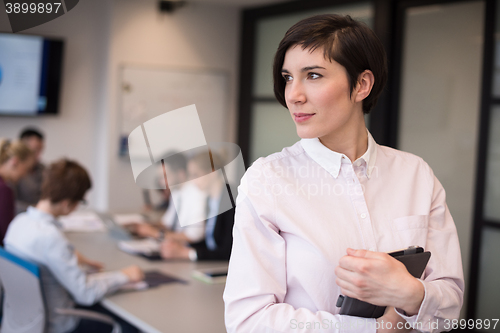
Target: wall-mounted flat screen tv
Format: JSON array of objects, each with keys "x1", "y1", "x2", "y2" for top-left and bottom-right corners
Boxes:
[{"x1": 0, "y1": 33, "x2": 64, "y2": 116}]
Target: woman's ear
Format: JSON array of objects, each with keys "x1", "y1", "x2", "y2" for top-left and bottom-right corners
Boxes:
[{"x1": 354, "y1": 70, "x2": 375, "y2": 103}]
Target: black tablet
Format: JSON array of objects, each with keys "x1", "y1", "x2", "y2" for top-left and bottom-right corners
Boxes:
[{"x1": 336, "y1": 246, "x2": 431, "y2": 318}]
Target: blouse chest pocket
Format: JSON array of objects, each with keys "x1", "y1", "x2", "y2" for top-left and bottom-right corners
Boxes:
[{"x1": 392, "y1": 215, "x2": 429, "y2": 249}]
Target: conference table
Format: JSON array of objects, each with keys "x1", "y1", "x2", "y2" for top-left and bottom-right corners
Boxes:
[{"x1": 66, "y1": 221, "x2": 228, "y2": 333}]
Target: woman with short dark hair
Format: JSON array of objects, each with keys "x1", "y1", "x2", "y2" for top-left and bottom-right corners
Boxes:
[{"x1": 224, "y1": 14, "x2": 463, "y2": 333}]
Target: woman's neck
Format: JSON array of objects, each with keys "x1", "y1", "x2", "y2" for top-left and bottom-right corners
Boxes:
[{"x1": 318, "y1": 111, "x2": 368, "y2": 162}]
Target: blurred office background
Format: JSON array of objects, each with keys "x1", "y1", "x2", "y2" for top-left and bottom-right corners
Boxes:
[{"x1": 0, "y1": 0, "x2": 498, "y2": 330}]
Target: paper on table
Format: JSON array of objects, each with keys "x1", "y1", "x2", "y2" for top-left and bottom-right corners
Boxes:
[
  {"x1": 118, "y1": 239, "x2": 160, "y2": 255},
  {"x1": 59, "y1": 211, "x2": 106, "y2": 232},
  {"x1": 113, "y1": 213, "x2": 146, "y2": 226},
  {"x1": 192, "y1": 267, "x2": 228, "y2": 284},
  {"x1": 119, "y1": 271, "x2": 187, "y2": 291}
]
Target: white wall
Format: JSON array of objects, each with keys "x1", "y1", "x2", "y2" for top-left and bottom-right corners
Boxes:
[
  {"x1": 0, "y1": 0, "x2": 112, "y2": 208},
  {"x1": 106, "y1": 0, "x2": 240, "y2": 212},
  {"x1": 0, "y1": 0, "x2": 240, "y2": 213}
]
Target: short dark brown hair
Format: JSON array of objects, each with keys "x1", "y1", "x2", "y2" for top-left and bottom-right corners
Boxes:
[
  {"x1": 41, "y1": 159, "x2": 92, "y2": 204},
  {"x1": 273, "y1": 14, "x2": 387, "y2": 114}
]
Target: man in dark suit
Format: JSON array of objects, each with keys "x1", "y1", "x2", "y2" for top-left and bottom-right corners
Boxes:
[
  {"x1": 189, "y1": 206, "x2": 235, "y2": 261},
  {"x1": 160, "y1": 151, "x2": 235, "y2": 261}
]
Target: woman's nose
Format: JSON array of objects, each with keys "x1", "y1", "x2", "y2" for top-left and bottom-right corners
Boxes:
[{"x1": 286, "y1": 81, "x2": 306, "y2": 105}]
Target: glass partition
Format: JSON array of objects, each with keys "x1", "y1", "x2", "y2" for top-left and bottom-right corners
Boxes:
[{"x1": 398, "y1": 1, "x2": 485, "y2": 317}]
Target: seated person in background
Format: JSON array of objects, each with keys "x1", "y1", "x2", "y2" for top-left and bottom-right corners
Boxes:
[
  {"x1": 129, "y1": 152, "x2": 206, "y2": 244},
  {"x1": 4, "y1": 159, "x2": 144, "y2": 333},
  {"x1": 141, "y1": 186, "x2": 170, "y2": 214},
  {"x1": 15, "y1": 127, "x2": 46, "y2": 214},
  {"x1": 0, "y1": 138, "x2": 34, "y2": 246},
  {"x1": 160, "y1": 150, "x2": 235, "y2": 261},
  {"x1": 141, "y1": 166, "x2": 171, "y2": 214}
]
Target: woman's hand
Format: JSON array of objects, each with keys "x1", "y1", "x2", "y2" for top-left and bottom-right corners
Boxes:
[
  {"x1": 376, "y1": 307, "x2": 412, "y2": 333},
  {"x1": 335, "y1": 248, "x2": 424, "y2": 316},
  {"x1": 160, "y1": 239, "x2": 191, "y2": 259}
]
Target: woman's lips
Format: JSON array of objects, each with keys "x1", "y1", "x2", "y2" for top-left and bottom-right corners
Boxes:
[{"x1": 293, "y1": 113, "x2": 315, "y2": 123}]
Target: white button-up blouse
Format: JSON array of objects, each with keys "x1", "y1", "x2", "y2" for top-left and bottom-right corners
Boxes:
[{"x1": 223, "y1": 131, "x2": 464, "y2": 333}]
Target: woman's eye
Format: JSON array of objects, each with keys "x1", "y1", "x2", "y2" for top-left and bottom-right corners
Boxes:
[
  {"x1": 282, "y1": 74, "x2": 292, "y2": 82},
  {"x1": 309, "y1": 73, "x2": 322, "y2": 80}
]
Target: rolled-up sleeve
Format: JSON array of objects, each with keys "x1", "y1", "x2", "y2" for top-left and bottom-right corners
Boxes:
[{"x1": 223, "y1": 162, "x2": 375, "y2": 333}]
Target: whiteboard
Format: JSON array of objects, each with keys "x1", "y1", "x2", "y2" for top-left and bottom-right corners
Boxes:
[{"x1": 119, "y1": 65, "x2": 229, "y2": 155}]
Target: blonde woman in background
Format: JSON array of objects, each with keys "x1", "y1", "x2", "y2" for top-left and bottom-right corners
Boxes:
[{"x1": 0, "y1": 139, "x2": 34, "y2": 245}]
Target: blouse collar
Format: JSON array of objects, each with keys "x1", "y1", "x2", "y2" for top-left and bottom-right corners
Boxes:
[{"x1": 300, "y1": 129, "x2": 377, "y2": 179}]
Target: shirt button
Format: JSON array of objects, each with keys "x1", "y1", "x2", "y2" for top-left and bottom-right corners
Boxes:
[{"x1": 360, "y1": 213, "x2": 367, "y2": 219}]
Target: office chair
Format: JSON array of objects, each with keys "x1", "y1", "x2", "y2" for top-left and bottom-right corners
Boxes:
[{"x1": 0, "y1": 247, "x2": 121, "y2": 333}]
